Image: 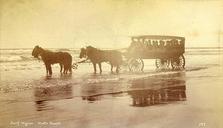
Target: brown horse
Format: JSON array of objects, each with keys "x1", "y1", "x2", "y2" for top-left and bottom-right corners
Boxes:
[
  {"x1": 32, "y1": 46, "x2": 72, "y2": 76},
  {"x1": 79, "y1": 46, "x2": 122, "y2": 74}
]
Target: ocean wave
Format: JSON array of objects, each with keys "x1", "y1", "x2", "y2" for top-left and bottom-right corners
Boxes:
[
  {"x1": 0, "y1": 49, "x2": 32, "y2": 55},
  {"x1": 185, "y1": 51, "x2": 223, "y2": 55},
  {"x1": 0, "y1": 48, "x2": 80, "y2": 63},
  {"x1": 0, "y1": 48, "x2": 222, "y2": 63},
  {"x1": 0, "y1": 55, "x2": 33, "y2": 62}
]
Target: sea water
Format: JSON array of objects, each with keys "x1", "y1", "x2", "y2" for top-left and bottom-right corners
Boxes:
[{"x1": 0, "y1": 47, "x2": 222, "y2": 94}]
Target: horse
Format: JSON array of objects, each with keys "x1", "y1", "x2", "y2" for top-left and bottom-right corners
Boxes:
[
  {"x1": 32, "y1": 45, "x2": 72, "y2": 76},
  {"x1": 79, "y1": 46, "x2": 122, "y2": 74}
]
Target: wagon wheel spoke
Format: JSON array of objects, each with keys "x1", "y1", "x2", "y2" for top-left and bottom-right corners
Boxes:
[
  {"x1": 128, "y1": 58, "x2": 144, "y2": 72},
  {"x1": 171, "y1": 55, "x2": 185, "y2": 70},
  {"x1": 155, "y1": 59, "x2": 170, "y2": 70}
]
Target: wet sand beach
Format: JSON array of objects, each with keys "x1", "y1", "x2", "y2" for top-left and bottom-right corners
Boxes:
[
  {"x1": 1, "y1": 0, "x2": 223, "y2": 127},
  {"x1": 0, "y1": 49, "x2": 223, "y2": 128}
]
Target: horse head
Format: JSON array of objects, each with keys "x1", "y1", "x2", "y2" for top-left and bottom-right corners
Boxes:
[
  {"x1": 79, "y1": 48, "x2": 87, "y2": 58},
  {"x1": 86, "y1": 46, "x2": 97, "y2": 55},
  {"x1": 32, "y1": 45, "x2": 43, "y2": 59},
  {"x1": 79, "y1": 46, "x2": 98, "y2": 58}
]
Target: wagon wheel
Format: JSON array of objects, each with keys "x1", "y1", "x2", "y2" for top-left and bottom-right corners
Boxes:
[
  {"x1": 128, "y1": 58, "x2": 144, "y2": 72},
  {"x1": 155, "y1": 59, "x2": 170, "y2": 70},
  {"x1": 171, "y1": 55, "x2": 185, "y2": 70}
]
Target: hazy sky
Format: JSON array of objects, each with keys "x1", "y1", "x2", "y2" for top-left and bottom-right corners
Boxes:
[{"x1": 0, "y1": 0, "x2": 223, "y2": 48}]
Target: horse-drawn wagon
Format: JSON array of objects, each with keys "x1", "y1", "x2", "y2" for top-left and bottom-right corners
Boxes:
[
  {"x1": 77, "y1": 35, "x2": 185, "y2": 74},
  {"x1": 124, "y1": 35, "x2": 185, "y2": 72}
]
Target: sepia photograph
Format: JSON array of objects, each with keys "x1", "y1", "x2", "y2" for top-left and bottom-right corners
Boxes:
[{"x1": 0, "y1": 0, "x2": 223, "y2": 128}]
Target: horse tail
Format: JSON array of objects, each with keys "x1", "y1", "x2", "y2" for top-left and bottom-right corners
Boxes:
[
  {"x1": 63, "y1": 52, "x2": 73, "y2": 73},
  {"x1": 69, "y1": 54, "x2": 72, "y2": 72}
]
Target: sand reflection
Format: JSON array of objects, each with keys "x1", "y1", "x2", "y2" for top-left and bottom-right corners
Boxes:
[
  {"x1": 128, "y1": 72, "x2": 186, "y2": 107},
  {"x1": 79, "y1": 71, "x2": 186, "y2": 107},
  {"x1": 34, "y1": 84, "x2": 73, "y2": 111}
]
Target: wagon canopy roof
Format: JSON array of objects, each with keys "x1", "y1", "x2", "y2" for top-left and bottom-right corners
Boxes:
[{"x1": 131, "y1": 35, "x2": 185, "y2": 40}]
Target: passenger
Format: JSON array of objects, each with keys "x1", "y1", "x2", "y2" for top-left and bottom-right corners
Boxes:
[
  {"x1": 179, "y1": 40, "x2": 185, "y2": 52},
  {"x1": 146, "y1": 40, "x2": 152, "y2": 50},
  {"x1": 173, "y1": 39, "x2": 179, "y2": 47},
  {"x1": 166, "y1": 40, "x2": 171, "y2": 50},
  {"x1": 180, "y1": 40, "x2": 184, "y2": 46},
  {"x1": 170, "y1": 39, "x2": 178, "y2": 53},
  {"x1": 158, "y1": 40, "x2": 165, "y2": 54},
  {"x1": 139, "y1": 39, "x2": 145, "y2": 49},
  {"x1": 173, "y1": 39, "x2": 179, "y2": 52},
  {"x1": 159, "y1": 40, "x2": 165, "y2": 48},
  {"x1": 153, "y1": 40, "x2": 159, "y2": 49}
]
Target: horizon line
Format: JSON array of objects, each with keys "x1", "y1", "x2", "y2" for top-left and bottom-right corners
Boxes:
[{"x1": 0, "y1": 46, "x2": 223, "y2": 50}]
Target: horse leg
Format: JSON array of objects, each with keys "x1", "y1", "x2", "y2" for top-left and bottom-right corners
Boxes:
[
  {"x1": 48, "y1": 65, "x2": 52, "y2": 75},
  {"x1": 63, "y1": 64, "x2": 67, "y2": 74},
  {"x1": 69, "y1": 57, "x2": 72, "y2": 74},
  {"x1": 116, "y1": 65, "x2": 120, "y2": 73},
  {"x1": 60, "y1": 63, "x2": 63, "y2": 73},
  {"x1": 45, "y1": 64, "x2": 51, "y2": 76},
  {"x1": 65, "y1": 66, "x2": 68, "y2": 74},
  {"x1": 111, "y1": 64, "x2": 113, "y2": 73},
  {"x1": 45, "y1": 65, "x2": 49, "y2": 75},
  {"x1": 99, "y1": 63, "x2": 102, "y2": 74},
  {"x1": 63, "y1": 66, "x2": 65, "y2": 74},
  {"x1": 93, "y1": 63, "x2": 96, "y2": 74},
  {"x1": 69, "y1": 65, "x2": 72, "y2": 74}
]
